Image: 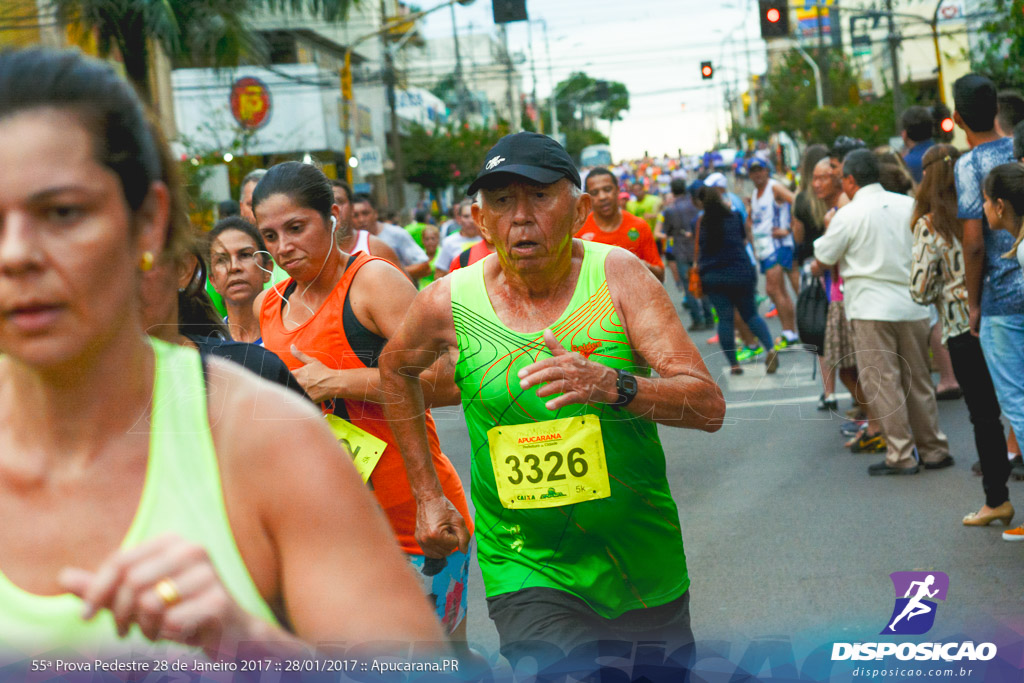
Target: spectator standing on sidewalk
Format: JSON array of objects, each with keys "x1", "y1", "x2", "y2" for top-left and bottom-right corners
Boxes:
[
  {"x1": 909, "y1": 145, "x2": 1012, "y2": 527},
  {"x1": 812, "y1": 149, "x2": 952, "y2": 476}
]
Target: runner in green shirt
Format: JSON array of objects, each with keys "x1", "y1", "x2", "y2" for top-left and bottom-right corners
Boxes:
[
  {"x1": 380, "y1": 133, "x2": 725, "y2": 668},
  {"x1": 627, "y1": 180, "x2": 663, "y2": 232}
]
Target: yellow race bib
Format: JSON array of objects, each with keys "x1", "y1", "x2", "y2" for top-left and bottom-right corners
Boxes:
[
  {"x1": 488, "y1": 416, "x2": 610, "y2": 510},
  {"x1": 324, "y1": 414, "x2": 387, "y2": 483}
]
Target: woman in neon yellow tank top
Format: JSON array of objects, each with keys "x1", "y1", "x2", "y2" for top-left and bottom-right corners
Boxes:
[{"x1": 0, "y1": 49, "x2": 442, "y2": 662}]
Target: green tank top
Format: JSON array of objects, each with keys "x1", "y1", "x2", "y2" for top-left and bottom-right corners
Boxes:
[
  {"x1": 0, "y1": 339, "x2": 278, "y2": 657},
  {"x1": 450, "y1": 241, "x2": 688, "y2": 619}
]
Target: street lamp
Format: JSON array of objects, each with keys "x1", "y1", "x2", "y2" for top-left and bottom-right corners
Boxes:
[{"x1": 341, "y1": 0, "x2": 477, "y2": 191}]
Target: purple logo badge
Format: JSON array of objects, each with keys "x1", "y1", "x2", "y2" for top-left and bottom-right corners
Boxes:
[{"x1": 881, "y1": 571, "x2": 949, "y2": 635}]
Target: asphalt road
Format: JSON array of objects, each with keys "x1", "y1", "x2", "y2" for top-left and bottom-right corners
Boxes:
[{"x1": 427, "y1": 283, "x2": 1024, "y2": 673}]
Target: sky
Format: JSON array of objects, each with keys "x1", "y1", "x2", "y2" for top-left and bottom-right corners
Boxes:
[{"x1": 419, "y1": 0, "x2": 769, "y2": 160}]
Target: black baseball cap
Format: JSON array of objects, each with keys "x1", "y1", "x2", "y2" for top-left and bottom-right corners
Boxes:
[{"x1": 467, "y1": 132, "x2": 582, "y2": 196}]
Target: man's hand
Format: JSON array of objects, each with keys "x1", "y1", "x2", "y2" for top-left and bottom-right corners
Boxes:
[
  {"x1": 415, "y1": 496, "x2": 470, "y2": 558},
  {"x1": 290, "y1": 346, "x2": 339, "y2": 403},
  {"x1": 517, "y1": 329, "x2": 618, "y2": 411},
  {"x1": 771, "y1": 228, "x2": 790, "y2": 239},
  {"x1": 809, "y1": 259, "x2": 827, "y2": 278}
]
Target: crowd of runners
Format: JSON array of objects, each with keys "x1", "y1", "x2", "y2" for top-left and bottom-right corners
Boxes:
[{"x1": 1, "y1": 46, "x2": 1024, "y2": 675}]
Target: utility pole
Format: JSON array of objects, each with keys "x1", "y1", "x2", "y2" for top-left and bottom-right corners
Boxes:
[
  {"x1": 538, "y1": 18, "x2": 559, "y2": 140},
  {"x1": 815, "y1": 1, "x2": 830, "y2": 105},
  {"x1": 380, "y1": 0, "x2": 406, "y2": 208},
  {"x1": 499, "y1": 24, "x2": 518, "y2": 132},
  {"x1": 449, "y1": 2, "x2": 469, "y2": 123},
  {"x1": 527, "y1": 18, "x2": 539, "y2": 132},
  {"x1": 884, "y1": 0, "x2": 904, "y2": 131},
  {"x1": 742, "y1": 0, "x2": 758, "y2": 127}
]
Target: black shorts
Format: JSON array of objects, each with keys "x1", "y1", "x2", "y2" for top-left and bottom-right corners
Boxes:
[{"x1": 486, "y1": 587, "x2": 694, "y2": 671}]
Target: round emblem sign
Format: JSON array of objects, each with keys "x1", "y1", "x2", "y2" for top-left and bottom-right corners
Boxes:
[
  {"x1": 627, "y1": 228, "x2": 640, "y2": 241},
  {"x1": 230, "y1": 77, "x2": 271, "y2": 130}
]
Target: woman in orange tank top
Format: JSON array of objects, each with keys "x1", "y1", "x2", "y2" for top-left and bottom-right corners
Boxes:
[{"x1": 250, "y1": 163, "x2": 479, "y2": 656}]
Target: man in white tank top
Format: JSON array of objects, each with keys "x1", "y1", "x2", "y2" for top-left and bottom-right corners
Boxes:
[{"x1": 748, "y1": 159, "x2": 800, "y2": 346}]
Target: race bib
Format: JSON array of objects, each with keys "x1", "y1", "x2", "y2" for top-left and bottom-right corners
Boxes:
[
  {"x1": 488, "y1": 416, "x2": 610, "y2": 510},
  {"x1": 324, "y1": 414, "x2": 387, "y2": 483},
  {"x1": 754, "y1": 234, "x2": 775, "y2": 257}
]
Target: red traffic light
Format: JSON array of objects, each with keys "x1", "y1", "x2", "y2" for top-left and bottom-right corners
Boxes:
[
  {"x1": 702, "y1": 65, "x2": 713, "y2": 77},
  {"x1": 700, "y1": 61, "x2": 714, "y2": 79},
  {"x1": 940, "y1": 117, "x2": 955, "y2": 133},
  {"x1": 766, "y1": 7, "x2": 781, "y2": 22}
]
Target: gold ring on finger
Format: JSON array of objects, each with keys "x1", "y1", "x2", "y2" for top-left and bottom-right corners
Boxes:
[{"x1": 154, "y1": 578, "x2": 181, "y2": 607}]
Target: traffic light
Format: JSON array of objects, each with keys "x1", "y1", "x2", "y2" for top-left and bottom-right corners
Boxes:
[
  {"x1": 940, "y1": 117, "x2": 954, "y2": 133},
  {"x1": 492, "y1": 0, "x2": 527, "y2": 23},
  {"x1": 759, "y1": 0, "x2": 790, "y2": 38},
  {"x1": 701, "y1": 61, "x2": 714, "y2": 80}
]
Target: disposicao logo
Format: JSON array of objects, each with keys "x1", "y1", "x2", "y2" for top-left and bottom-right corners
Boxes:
[
  {"x1": 831, "y1": 571, "x2": 997, "y2": 662},
  {"x1": 882, "y1": 571, "x2": 948, "y2": 635}
]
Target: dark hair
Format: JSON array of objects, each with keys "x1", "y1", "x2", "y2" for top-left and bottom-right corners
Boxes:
[
  {"x1": 998, "y1": 90, "x2": 1024, "y2": 134},
  {"x1": 177, "y1": 242, "x2": 230, "y2": 340},
  {"x1": 252, "y1": 161, "x2": 334, "y2": 223},
  {"x1": 984, "y1": 163, "x2": 1024, "y2": 258},
  {"x1": 414, "y1": 207, "x2": 430, "y2": 223},
  {"x1": 217, "y1": 199, "x2": 240, "y2": 218},
  {"x1": 984, "y1": 163, "x2": 1024, "y2": 216},
  {"x1": 875, "y1": 149, "x2": 914, "y2": 195},
  {"x1": 330, "y1": 177, "x2": 351, "y2": 202},
  {"x1": 842, "y1": 149, "x2": 880, "y2": 188},
  {"x1": 670, "y1": 178, "x2": 688, "y2": 195},
  {"x1": 901, "y1": 106, "x2": 933, "y2": 142},
  {"x1": 584, "y1": 167, "x2": 617, "y2": 191},
  {"x1": 953, "y1": 74, "x2": 997, "y2": 133},
  {"x1": 830, "y1": 136, "x2": 866, "y2": 161},
  {"x1": 0, "y1": 47, "x2": 187, "y2": 256},
  {"x1": 1014, "y1": 120, "x2": 1024, "y2": 161},
  {"x1": 352, "y1": 192, "x2": 377, "y2": 211},
  {"x1": 911, "y1": 144, "x2": 961, "y2": 244},
  {"x1": 696, "y1": 186, "x2": 731, "y2": 253},
  {"x1": 208, "y1": 216, "x2": 271, "y2": 267}
]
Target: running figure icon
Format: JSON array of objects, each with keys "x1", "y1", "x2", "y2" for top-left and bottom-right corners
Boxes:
[{"x1": 888, "y1": 575, "x2": 939, "y2": 632}]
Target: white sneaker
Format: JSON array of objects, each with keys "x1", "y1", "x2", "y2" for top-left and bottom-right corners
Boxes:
[{"x1": 1002, "y1": 525, "x2": 1024, "y2": 541}]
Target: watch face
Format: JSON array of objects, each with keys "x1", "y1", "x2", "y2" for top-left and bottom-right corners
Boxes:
[{"x1": 621, "y1": 373, "x2": 639, "y2": 395}]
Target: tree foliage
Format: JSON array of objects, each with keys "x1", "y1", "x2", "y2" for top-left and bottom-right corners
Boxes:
[
  {"x1": 401, "y1": 122, "x2": 510, "y2": 193},
  {"x1": 47, "y1": 0, "x2": 357, "y2": 102},
  {"x1": 554, "y1": 72, "x2": 630, "y2": 128},
  {"x1": 971, "y1": 0, "x2": 1024, "y2": 91},
  {"x1": 760, "y1": 48, "x2": 861, "y2": 136}
]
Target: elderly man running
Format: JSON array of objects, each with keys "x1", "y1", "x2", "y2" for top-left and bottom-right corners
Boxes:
[{"x1": 380, "y1": 133, "x2": 725, "y2": 668}]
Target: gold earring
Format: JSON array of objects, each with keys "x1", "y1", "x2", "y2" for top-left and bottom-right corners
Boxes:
[{"x1": 139, "y1": 251, "x2": 155, "y2": 272}]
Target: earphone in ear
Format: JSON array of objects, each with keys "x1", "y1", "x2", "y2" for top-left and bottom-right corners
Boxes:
[{"x1": 330, "y1": 215, "x2": 337, "y2": 231}]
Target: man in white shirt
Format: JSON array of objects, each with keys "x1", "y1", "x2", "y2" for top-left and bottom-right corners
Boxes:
[
  {"x1": 351, "y1": 193, "x2": 431, "y2": 282},
  {"x1": 434, "y1": 200, "x2": 482, "y2": 278},
  {"x1": 811, "y1": 149, "x2": 952, "y2": 476}
]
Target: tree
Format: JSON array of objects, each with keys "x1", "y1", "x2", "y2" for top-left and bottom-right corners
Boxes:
[
  {"x1": 760, "y1": 48, "x2": 860, "y2": 138},
  {"x1": 971, "y1": 0, "x2": 1024, "y2": 91},
  {"x1": 554, "y1": 72, "x2": 630, "y2": 130},
  {"x1": 548, "y1": 71, "x2": 626, "y2": 161},
  {"x1": 401, "y1": 122, "x2": 509, "y2": 194},
  {"x1": 47, "y1": 0, "x2": 357, "y2": 104}
]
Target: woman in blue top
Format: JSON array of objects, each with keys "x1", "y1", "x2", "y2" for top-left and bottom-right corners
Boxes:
[{"x1": 697, "y1": 185, "x2": 778, "y2": 375}]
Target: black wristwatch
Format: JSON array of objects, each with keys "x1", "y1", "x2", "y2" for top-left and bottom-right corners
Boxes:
[{"x1": 612, "y1": 369, "x2": 639, "y2": 407}]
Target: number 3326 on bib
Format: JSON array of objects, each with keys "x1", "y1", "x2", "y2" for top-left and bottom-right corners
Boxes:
[{"x1": 488, "y1": 416, "x2": 611, "y2": 510}]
